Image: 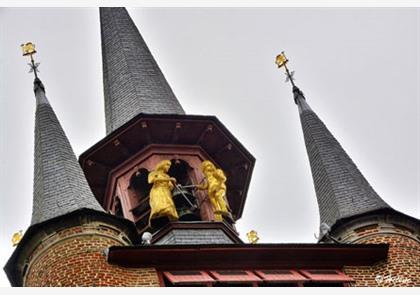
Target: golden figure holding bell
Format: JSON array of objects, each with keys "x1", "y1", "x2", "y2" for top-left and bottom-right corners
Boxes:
[
  {"x1": 198, "y1": 160, "x2": 231, "y2": 221},
  {"x1": 148, "y1": 160, "x2": 179, "y2": 226}
]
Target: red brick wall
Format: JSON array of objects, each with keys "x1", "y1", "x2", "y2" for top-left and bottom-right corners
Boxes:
[
  {"x1": 24, "y1": 222, "x2": 160, "y2": 287},
  {"x1": 343, "y1": 224, "x2": 420, "y2": 287},
  {"x1": 23, "y1": 218, "x2": 419, "y2": 287}
]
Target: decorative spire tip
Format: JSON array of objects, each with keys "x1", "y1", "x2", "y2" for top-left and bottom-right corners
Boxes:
[
  {"x1": 246, "y1": 230, "x2": 259, "y2": 244},
  {"x1": 275, "y1": 51, "x2": 296, "y2": 88},
  {"x1": 21, "y1": 42, "x2": 40, "y2": 79}
]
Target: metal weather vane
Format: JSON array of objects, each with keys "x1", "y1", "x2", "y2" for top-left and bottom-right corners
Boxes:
[
  {"x1": 275, "y1": 51, "x2": 295, "y2": 87},
  {"x1": 21, "y1": 42, "x2": 40, "y2": 78}
]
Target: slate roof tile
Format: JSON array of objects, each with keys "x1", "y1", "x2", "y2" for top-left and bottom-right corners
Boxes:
[
  {"x1": 100, "y1": 8, "x2": 185, "y2": 134},
  {"x1": 293, "y1": 86, "x2": 390, "y2": 230},
  {"x1": 31, "y1": 78, "x2": 104, "y2": 225}
]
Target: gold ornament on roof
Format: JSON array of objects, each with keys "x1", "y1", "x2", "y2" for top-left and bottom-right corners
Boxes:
[
  {"x1": 275, "y1": 51, "x2": 295, "y2": 87},
  {"x1": 197, "y1": 160, "x2": 231, "y2": 221},
  {"x1": 20, "y1": 42, "x2": 40, "y2": 78},
  {"x1": 148, "y1": 160, "x2": 179, "y2": 225},
  {"x1": 275, "y1": 52, "x2": 288, "y2": 68},
  {"x1": 11, "y1": 230, "x2": 23, "y2": 247},
  {"x1": 21, "y1": 42, "x2": 37, "y2": 56},
  {"x1": 246, "y1": 230, "x2": 259, "y2": 244}
]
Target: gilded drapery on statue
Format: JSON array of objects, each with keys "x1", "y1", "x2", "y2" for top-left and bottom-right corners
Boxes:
[
  {"x1": 148, "y1": 160, "x2": 179, "y2": 225},
  {"x1": 198, "y1": 160, "x2": 230, "y2": 221}
]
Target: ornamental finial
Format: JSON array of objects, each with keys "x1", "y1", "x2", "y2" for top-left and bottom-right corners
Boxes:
[
  {"x1": 21, "y1": 42, "x2": 40, "y2": 78},
  {"x1": 275, "y1": 51, "x2": 295, "y2": 87},
  {"x1": 11, "y1": 230, "x2": 23, "y2": 247},
  {"x1": 246, "y1": 230, "x2": 259, "y2": 244}
]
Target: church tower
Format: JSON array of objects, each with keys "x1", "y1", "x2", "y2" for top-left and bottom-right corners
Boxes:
[
  {"x1": 4, "y1": 9, "x2": 418, "y2": 288},
  {"x1": 280, "y1": 52, "x2": 420, "y2": 286},
  {"x1": 5, "y1": 8, "x2": 254, "y2": 286},
  {"x1": 100, "y1": 8, "x2": 185, "y2": 134},
  {"x1": 79, "y1": 8, "x2": 254, "y2": 244},
  {"x1": 4, "y1": 64, "x2": 143, "y2": 286}
]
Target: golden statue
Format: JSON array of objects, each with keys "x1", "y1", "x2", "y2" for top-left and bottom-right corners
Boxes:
[
  {"x1": 148, "y1": 160, "x2": 179, "y2": 225},
  {"x1": 198, "y1": 160, "x2": 230, "y2": 221}
]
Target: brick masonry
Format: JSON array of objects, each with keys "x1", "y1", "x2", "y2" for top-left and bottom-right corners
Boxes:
[
  {"x1": 24, "y1": 222, "x2": 159, "y2": 287},
  {"x1": 22, "y1": 217, "x2": 419, "y2": 287},
  {"x1": 341, "y1": 220, "x2": 420, "y2": 287}
]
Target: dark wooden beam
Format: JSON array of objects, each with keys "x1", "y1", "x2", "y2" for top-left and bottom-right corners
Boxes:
[
  {"x1": 108, "y1": 244, "x2": 389, "y2": 270},
  {"x1": 171, "y1": 122, "x2": 182, "y2": 143},
  {"x1": 112, "y1": 139, "x2": 133, "y2": 158},
  {"x1": 196, "y1": 124, "x2": 213, "y2": 145}
]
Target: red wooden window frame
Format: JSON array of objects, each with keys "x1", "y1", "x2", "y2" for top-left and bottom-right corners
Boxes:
[
  {"x1": 209, "y1": 270, "x2": 262, "y2": 286},
  {"x1": 159, "y1": 269, "x2": 353, "y2": 287},
  {"x1": 300, "y1": 269, "x2": 354, "y2": 282},
  {"x1": 163, "y1": 271, "x2": 215, "y2": 286},
  {"x1": 255, "y1": 269, "x2": 309, "y2": 284}
]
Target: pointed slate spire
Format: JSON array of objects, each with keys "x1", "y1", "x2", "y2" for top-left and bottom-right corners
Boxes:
[
  {"x1": 100, "y1": 7, "x2": 185, "y2": 134},
  {"x1": 293, "y1": 86, "x2": 391, "y2": 230},
  {"x1": 31, "y1": 78, "x2": 104, "y2": 225}
]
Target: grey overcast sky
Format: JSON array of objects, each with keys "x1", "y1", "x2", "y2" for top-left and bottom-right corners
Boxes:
[{"x1": 0, "y1": 7, "x2": 419, "y2": 287}]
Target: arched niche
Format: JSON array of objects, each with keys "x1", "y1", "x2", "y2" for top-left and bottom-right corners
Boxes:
[
  {"x1": 105, "y1": 146, "x2": 225, "y2": 233},
  {"x1": 168, "y1": 159, "x2": 200, "y2": 222},
  {"x1": 128, "y1": 167, "x2": 152, "y2": 219}
]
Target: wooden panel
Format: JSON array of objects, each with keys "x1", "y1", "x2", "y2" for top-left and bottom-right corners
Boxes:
[
  {"x1": 209, "y1": 270, "x2": 262, "y2": 282},
  {"x1": 163, "y1": 271, "x2": 214, "y2": 285},
  {"x1": 255, "y1": 269, "x2": 308, "y2": 282},
  {"x1": 300, "y1": 269, "x2": 354, "y2": 282}
]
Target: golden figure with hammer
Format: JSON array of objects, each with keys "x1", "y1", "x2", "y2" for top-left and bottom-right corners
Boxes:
[{"x1": 197, "y1": 160, "x2": 231, "y2": 221}]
